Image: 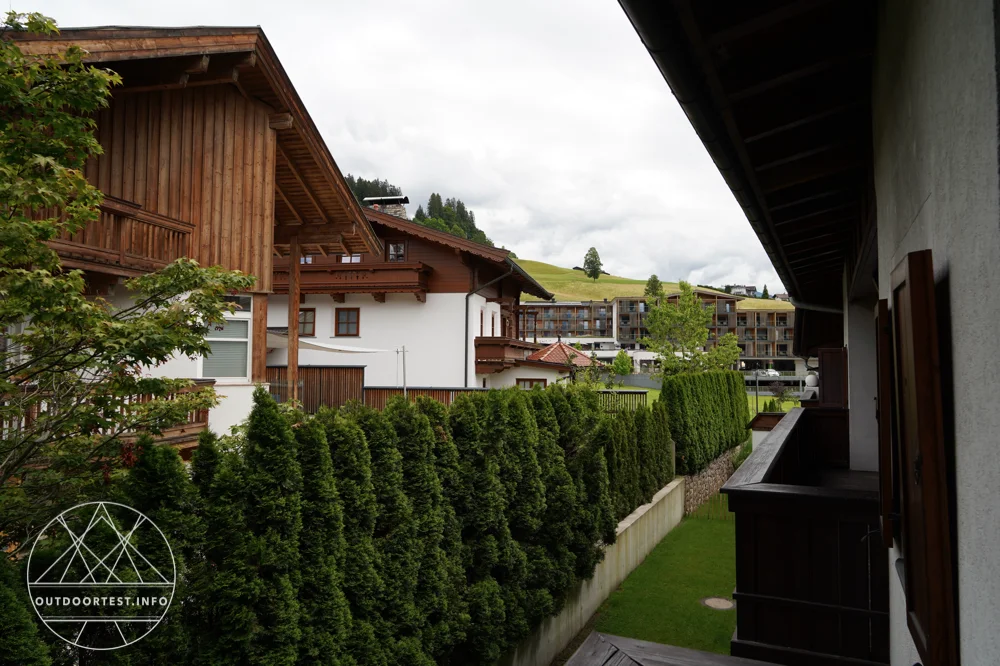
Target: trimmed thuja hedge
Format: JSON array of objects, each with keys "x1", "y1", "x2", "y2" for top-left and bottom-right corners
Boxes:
[
  {"x1": 1, "y1": 385, "x2": 674, "y2": 666},
  {"x1": 661, "y1": 369, "x2": 750, "y2": 475},
  {"x1": 0, "y1": 387, "x2": 674, "y2": 666}
]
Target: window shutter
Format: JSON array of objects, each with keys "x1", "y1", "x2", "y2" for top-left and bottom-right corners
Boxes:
[
  {"x1": 875, "y1": 299, "x2": 897, "y2": 548},
  {"x1": 889, "y1": 249, "x2": 958, "y2": 666}
]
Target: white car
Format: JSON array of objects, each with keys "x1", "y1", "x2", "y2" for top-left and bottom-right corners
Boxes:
[{"x1": 763, "y1": 369, "x2": 780, "y2": 377}]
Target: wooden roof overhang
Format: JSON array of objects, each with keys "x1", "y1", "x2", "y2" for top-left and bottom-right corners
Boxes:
[
  {"x1": 618, "y1": 1, "x2": 877, "y2": 307},
  {"x1": 364, "y1": 209, "x2": 555, "y2": 300},
  {"x1": 14, "y1": 26, "x2": 381, "y2": 260}
]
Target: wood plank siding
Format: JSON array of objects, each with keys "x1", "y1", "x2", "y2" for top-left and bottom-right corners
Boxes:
[
  {"x1": 84, "y1": 87, "x2": 276, "y2": 290},
  {"x1": 266, "y1": 366, "x2": 364, "y2": 412}
]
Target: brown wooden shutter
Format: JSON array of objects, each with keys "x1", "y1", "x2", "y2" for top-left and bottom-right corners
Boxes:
[
  {"x1": 889, "y1": 249, "x2": 958, "y2": 666},
  {"x1": 875, "y1": 299, "x2": 897, "y2": 548},
  {"x1": 817, "y1": 347, "x2": 848, "y2": 408}
]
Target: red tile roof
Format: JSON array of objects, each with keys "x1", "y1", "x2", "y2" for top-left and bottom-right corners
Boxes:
[{"x1": 527, "y1": 341, "x2": 602, "y2": 367}]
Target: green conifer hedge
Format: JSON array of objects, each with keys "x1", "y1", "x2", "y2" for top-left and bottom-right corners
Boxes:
[
  {"x1": 661, "y1": 370, "x2": 749, "y2": 475},
  {"x1": 6, "y1": 384, "x2": 677, "y2": 666}
]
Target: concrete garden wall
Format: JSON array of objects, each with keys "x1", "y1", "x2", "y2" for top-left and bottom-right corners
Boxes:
[{"x1": 498, "y1": 477, "x2": 685, "y2": 666}]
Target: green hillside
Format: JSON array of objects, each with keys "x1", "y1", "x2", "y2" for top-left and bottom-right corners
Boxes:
[
  {"x1": 516, "y1": 259, "x2": 661, "y2": 301},
  {"x1": 515, "y1": 259, "x2": 793, "y2": 310}
]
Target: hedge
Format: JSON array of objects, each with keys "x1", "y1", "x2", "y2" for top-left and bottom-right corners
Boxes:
[
  {"x1": 6, "y1": 384, "x2": 676, "y2": 666},
  {"x1": 661, "y1": 370, "x2": 749, "y2": 475}
]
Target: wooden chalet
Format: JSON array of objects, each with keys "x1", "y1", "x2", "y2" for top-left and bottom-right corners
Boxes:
[
  {"x1": 267, "y1": 207, "x2": 553, "y2": 402},
  {"x1": 14, "y1": 27, "x2": 382, "y2": 421},
  {"x1": 616, "y1": 1, "x2": 999, "y2": 665}
]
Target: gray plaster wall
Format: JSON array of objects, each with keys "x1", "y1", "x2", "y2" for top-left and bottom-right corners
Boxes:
[
  {"x1": 873, "y1": 0, "x2": 1000, "y2": 662},
  {"x1": 843, "y1": 296, "x2": 878, "y2": 472}
]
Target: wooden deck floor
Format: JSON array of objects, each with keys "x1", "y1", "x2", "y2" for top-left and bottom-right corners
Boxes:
[{"x1": 567, "y1": 633, "x2": 777, "y2": 666}]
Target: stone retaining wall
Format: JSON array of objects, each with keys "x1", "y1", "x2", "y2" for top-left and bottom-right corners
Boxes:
[
  {"x1": 498, "y1": 478, "x2": 685, "y2": 666},
  {"x1": 683, "y1": 447, "x2": 741, "y2": 514}
]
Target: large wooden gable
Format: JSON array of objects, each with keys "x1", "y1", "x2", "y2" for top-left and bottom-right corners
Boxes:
[{"x1": 15, "y1": 27, "x2": 380, "y2": 290}]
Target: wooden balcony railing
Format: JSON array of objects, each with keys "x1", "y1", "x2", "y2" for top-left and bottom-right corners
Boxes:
[
  {"x1": 474, "y1": 336, "x2": 544, "y2": 373},
  {"x1": 272, "y1": 257, "x2": 431, "y2": 298},
  {"x1": 49, "y1": 197, "x2": 194, "y2": 275},
  {"x1": 723, "y1": 408, "x2": 889, "y2": 666}
]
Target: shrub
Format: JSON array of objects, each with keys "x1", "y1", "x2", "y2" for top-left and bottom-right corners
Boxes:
[
  {"x1": 293, "y1": 415, "x2": 353, "y2": 666},
  {"x1": 383, "y1": 397, "x2": 463, "y2": 659},
  {"x1": 662, "y1": 370, "x2": 749, "y2": 475},
  {"x1": 341, "y1": 402, "x2": 422, "y2": 650},
  {"x1": 0, "y1": 558, "x2": 50, "y2": 666},
  {"x1": 242, "y1": 387, "x2": 304, "y2": 665},
  {"x1": 316, "y1": 406, "x2": 387, "y2": 664}
]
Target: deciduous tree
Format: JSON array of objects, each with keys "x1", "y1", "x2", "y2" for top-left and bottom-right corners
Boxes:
[{"x1": 583, "y1": 247, "x2": 603, "y2": 281}]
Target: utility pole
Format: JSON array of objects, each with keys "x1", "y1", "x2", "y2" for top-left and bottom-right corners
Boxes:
[{"x1": 401, "y1": 345, "x2": 407, "y2": 398}]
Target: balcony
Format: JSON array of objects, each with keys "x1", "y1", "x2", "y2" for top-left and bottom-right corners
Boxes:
[
  {"x1": 50, "y1": 197, "x2": 194, "y2": 276},
  {"x1": 273, "y1": 256, "x2": 431, "y2": 300},
  {"x1": 474, "y1": 336, "x2": 544, "y2": 374},
  {"x1": 723, "y1": 408, "x2": 888, "y2": 665}
]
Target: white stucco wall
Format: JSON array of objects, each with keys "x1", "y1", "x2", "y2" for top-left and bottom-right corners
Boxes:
[
  {"x1": 104, "y1": 284, "x2": 257, "y2": 436},
  {"x1": 268, "y1": 292, "x2": 495, "y2": 388},
  {"x1": 481, "y1": 365, "x2": 569, "y2": 389},
  {"x1": 874, "y1": 0, "x2": 1000, "y2": 661}
]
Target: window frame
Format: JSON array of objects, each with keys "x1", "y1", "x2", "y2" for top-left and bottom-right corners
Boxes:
[
  {"x1": 298, "y1": 308, "x2": 316, "y2": 337},
  {"x1": 201, "y1": 296, "x2": 252, "y2": 383},
  {"x1": 516, "y1": 378, "x2": 547, "y2": 390},
  {"x1": 387, "y1": 241, "x2": 406, "y2": 263},
  {"x1": 340, "y1": 253, "x2": 362, "y2": 264},
  {"x1": 334, "y1": 307, "x2": 360, "y2": 337}
]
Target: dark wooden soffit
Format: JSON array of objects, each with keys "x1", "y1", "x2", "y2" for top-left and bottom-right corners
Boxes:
[
  {"x1": 617, "y1": 0, "x2": 876, "y2": 307},
  {"x1": 13, "y1": 26, "x2": 380, "y2": 258},
  {"x1": 567, "y1": 632, "x2": 774, "y2": 666}
]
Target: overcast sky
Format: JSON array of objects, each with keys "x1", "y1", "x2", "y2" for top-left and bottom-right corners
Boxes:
[{"x1": 26, "y1": 0, "x2": 785, "y2": 292}]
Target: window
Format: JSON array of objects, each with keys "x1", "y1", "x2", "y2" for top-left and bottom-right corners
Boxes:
[
  {"x1": 516, "y1": 378, "x2": 546, "y2": 390},
  {"x1": 299, "y1": 255, "x2": 314, "y2": 264},
  {"x1": 298, "y1": 308, "x2": 316, "y2": 337},
  {"x1": 203, "y1": 318, "x2": 249, "y2": 379},
  {"x1": 388, "y1": 242, "x2": 406, "y2": 262},
  {"x1": 480, "y1": 309, "x2": 484, "y2": 336},
  {"x1": 340, "y1": 253, "x2": 361, "y2": 264},
  {"x1": 491, "y1": 313, "x2": 496, "y2": 336},
  {"x1": 335, "y1": 308, "x2": 359, "y2": 336}
]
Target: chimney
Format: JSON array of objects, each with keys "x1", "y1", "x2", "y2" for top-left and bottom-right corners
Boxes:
[{"x1": 362, "y1": 195, "x2": 410, "y2": 220}]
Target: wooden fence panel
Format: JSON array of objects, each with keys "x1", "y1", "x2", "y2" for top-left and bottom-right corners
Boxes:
[
  {"x1": 266, "y1": 366, "x2": 365, "y2": 412},
  {"x1": 597, "y1": 389, "x2": 647, "y2": 412},
  {"x1": 363, "y1": 387, "x2": 488, "y2": 410}
]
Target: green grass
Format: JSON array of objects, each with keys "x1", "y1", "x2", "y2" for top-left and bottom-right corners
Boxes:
[
  {"x1": 644, "y1": 388, "x2": 661, "y2": 403},
  {"x1": 746, "y1": 393, "x2": 798, "y2": 413},
  {"x1": 514, "y1": 258, "x2": 792, "y2": 311},
  {"x1": 594, "y1": 496, "x2": 736, "y2": 654}
]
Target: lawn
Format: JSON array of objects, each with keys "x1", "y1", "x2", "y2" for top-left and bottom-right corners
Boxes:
[
  {"x1": 746, "y1": 393, "x2": 798, "y2": 413},
  {"x1": 644, "y1": 388, "x2": 661, "y2": 403},
  {"x1": 592, "y1": 495, "x2": 736, "y2": 655}
]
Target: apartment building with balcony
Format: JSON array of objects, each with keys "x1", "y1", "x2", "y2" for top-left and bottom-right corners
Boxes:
[{"x1": 519, "y1": 290, "x2": 806, "y2": 372}]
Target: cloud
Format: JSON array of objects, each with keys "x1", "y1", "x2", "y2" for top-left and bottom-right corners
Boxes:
[{"x1": 31, "y1": 0, "x2": 785, "y2": 291}]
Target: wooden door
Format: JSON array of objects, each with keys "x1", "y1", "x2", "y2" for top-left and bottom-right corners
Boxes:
[{"x1": 890, "y1": 250, "x2": 958, "y2": 666}]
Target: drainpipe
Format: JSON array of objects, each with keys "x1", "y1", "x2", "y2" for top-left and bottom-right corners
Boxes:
[{"x1": 465, "y1": 267, "x2": 515, "y2": 387}]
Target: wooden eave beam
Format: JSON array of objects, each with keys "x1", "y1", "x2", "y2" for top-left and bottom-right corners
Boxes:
[
  {"x1": 274, "y1": 226, "x2": 345, "y2": 247},
  {"x1": 270, "y1": 113, "x2": 294, "y2": 130},
  {"x1": 276, "y1": 184, "x2": 304, "y2": 224},
  {"x1": 674, "y1": 0, "x2": 802, "y2": 297},
  {"x1": 703, "y1": 0, "x2": 839, "y2": 48},
  {"x1": 276, "y1": 146, "x2": 329, "y2": 225}
]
